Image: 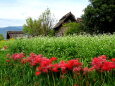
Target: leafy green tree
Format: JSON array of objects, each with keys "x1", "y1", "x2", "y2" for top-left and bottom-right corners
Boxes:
[
  {"x1": 23, "y1": 18, "x2": 42, "y2": 36},
  {"x1": 39, "y1": 8, "x2": 54, "y2": 36},
  {"x1": 23, "y1": 8, "x2": 54, "y2": 36},
  {"x1": 0, "y1": 34, "x2": 4, "y2": 41},
  {"x1": 82, "y1": 0, "x2": 115, "y2": 34},
  {"x1": 63, "y1": 22, "x2": 82, "y2": 35}
]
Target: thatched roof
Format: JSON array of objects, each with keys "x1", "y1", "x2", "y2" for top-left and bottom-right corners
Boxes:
[
  {"x1": 53, "y1": 12, "x2": 77, "y2": 30},
  {"x1": 7, "y1": 31, "x2": 24, "y2": 39}
]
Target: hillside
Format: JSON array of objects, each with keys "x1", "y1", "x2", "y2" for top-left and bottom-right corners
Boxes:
[{"x1": 0, "y1": 26, "x2": 23, "y2": 38}]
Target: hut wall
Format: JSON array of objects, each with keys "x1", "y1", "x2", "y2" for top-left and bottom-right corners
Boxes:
[{"x1": 55, "y1": 26, "x2": 68, "y2": 36}]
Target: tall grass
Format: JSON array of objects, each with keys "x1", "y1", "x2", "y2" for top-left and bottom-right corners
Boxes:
[
  {"x1": 6, "y1": 34, "x2": 115, "y2": 61},
  {"x1": 0, "y1": 34, "x2": 115, "y2": 86}
]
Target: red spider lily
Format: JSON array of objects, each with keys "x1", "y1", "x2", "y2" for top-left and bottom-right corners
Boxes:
[
  {"x1": 67, "y1": 59, "x2": 82, "y2": 69},
  {"x1": 58, "y1": 60, "x2": 82, "y2": 74},
  {"x1": 5, "y1": 53, "x2": 115, "y2": 77},
  {"x1": 91, "y1": 56, "x2": 107, "y2": 70},
  {"x1": 27, "y1": 54, "x2": 43, "y2": 66},
  {"x1": 82, "y1": 67, "x2": 95, "y2": 75},
  {"x1": 35, "y1": 72, "x2": 41, "y2": 76},
  {"x1": 111, "y1": 58, "x2": 115, "y2": 62},
  {"x1": 37, "y1": 66, "x2": 49, "y2": 73},
  {"x1": 83, "y1": 67, "x2": 89, "y2": 72},
  {"x1": 102, "y1": 62, "x2": 115, "y2": 71},
  {"x1": 51, "y1": 64, "x2": 59, "y2": 72},
  {"x1": 12, "y1": 53, "x2": 25, "y2": 60},
  {"x1": 98, "y1": 55, "x2": 108, "y2": 59},
  {"x1": 30, "y1": 52, "x2": 37, "y2": 57},
  {"x1": 83, "y1": 67, "x2": 95, "y2": 72},
  {"x1": 6, "y1": 60, "x2": 10, "y2": 62},
  {"x1": 21, "y1": 58, "x2": 28, "y2": 64},
  {"x1": 73, "y1": 67, "x2": 82, "y2": 72},
  {"x1": 50, "y1": 57, "x2": 57, "y2": 62},
  {"x1": 58, "y1": 61, "x2": 68, "y2": 74},
  {"x1": 52, "y1": 67, "x2": 59, "y2": 72},
  {"x1": 83, "y1": 67, "x2": 89, "y2": 74},
  {"x1": 36, "y1": 58, "x2": 58, "y2": 73},
  {"x1": 41, "y1": 68, "x2": 49, "y2": 73},
  {"x1": 92, "y1": 55, "x2": 115, "y2": 71},
  {"x1": 88, "y1": 67, "x2": 95, "y2": 71},
  {"x1": 40, "y1": 58, "x2": 52, "y2": 67}
]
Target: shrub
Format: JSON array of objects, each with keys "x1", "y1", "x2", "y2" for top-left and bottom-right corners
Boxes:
[
  {"x1": 0, "y1": 34, "x2": 4, "y2": 41},
  {"x1": 63, "y1": 22, "x2": 82, "y2": 35}
]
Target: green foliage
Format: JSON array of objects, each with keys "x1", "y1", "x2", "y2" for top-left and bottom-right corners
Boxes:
[
  {"x1": 0, "y1": 40, "x2": 6, "y2": 49},
  {"x1": 0, "y1": 51, "x2": 115, "y2": 86},
  {"x1": 0, "y1": 35, "x2": 115, "y2": 86},
  {"x1": 5, "y1": 34, "x2": 115, "y2": 61},
  {"x1": 63, "y1": 22, "x2": 82, "y2": 35},
  {"x1": 82, "y1": 0, "x2": 115, "y2": 33},
  {"x1": 0, "y1": 34, "x2": 4, "y2": 41},
  {"x1": 23, "y1": 8, "x2": 54, "y2": 36},
  {"x1": 0, "y1": 60, "x2": 114, "y2": 86}
]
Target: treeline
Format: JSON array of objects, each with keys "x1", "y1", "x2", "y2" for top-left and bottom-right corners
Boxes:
[{"x1": 23, "y1": 0, "x2": 115, "y2": 36}]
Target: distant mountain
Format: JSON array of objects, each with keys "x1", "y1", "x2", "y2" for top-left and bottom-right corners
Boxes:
[{"x1": 0, "y1": 26, "x2": 23, "y2": 39}]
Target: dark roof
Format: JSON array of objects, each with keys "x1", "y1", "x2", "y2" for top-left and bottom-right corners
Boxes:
[
  {"x1": 7, "y1": 31, "x2": 24, "y2": 34},
  {"x1": 7, "y1": 31, "x2": 24, "y2": 39},
  {"x1": 53, "y1": 12, "x2": 77, "y2": 30}
]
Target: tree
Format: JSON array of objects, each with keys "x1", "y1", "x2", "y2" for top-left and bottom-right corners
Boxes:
[
  {"x1": 23, "y1": 8, "x2": 54, "y2": 36},
  {"x1": 82, "y1": 0, "x2": 115, "y2": 34},
  {"x1": 0, "y1": 34, "x2": 4, "y2": 41},
  {"x1": 39, "y1": 8, "x2": 54, "y2": 36}
]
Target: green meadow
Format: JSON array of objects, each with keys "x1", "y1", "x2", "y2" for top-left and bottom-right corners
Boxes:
[{"x1": 0, "y1": 34, "x2": 115, "y2": 86}]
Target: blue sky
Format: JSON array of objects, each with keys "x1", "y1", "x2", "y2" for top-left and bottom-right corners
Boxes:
[{"x1": 0, "y1": 0, "x2": 89, "y2": 27}]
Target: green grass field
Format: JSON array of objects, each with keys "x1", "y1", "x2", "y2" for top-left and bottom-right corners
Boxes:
[
  {"x1": 6, "y1": 34, "x2": 115, "y2": 61},
  {"x1": 0, "y1": 34, "x2": 115, "y2": 86}
]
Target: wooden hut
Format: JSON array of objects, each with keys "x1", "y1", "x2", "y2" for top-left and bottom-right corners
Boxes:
[
  {"x1": 76, "y1": 18, "x2": 82, "y2": 22},
  {"x1": 53, "y1": 12, "x2": 77, "y2": 36},
  {"x1": 7, "y1": 31, "x2": 24, "y2": 39}
]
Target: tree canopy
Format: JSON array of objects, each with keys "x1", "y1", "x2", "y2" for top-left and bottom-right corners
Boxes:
[
  {"x1": 82, "y1": 0, "x2": 115, "y2": 34},
  {"x1": 23, "y1": 8, "x2": 54, "y2": 36}
]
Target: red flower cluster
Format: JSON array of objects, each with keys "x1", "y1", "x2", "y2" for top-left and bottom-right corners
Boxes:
[
  {"x1": 6, "y1": 53, "x2": 25, "y2": 61},
  {"x1": 25, "y1": 53, "x2": 83, "y2": 74},
  {"x1": 6, "y1": 53, "x2": 115, "y2": 76},
  {"x1": 12, "y1": 53, "x2": 25, "y2": 60},
  {"x1": 58, "y1": 60, "x2": 82, "y2": 74},
  {"x1": 92, "y1": 55, "x2": 115, "y2": 71},
  {"x1": 111, "y1": 58, "x2": 115, "y2": 62}
]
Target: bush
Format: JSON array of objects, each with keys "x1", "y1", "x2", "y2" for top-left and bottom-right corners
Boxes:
[
  {"x1": 63, "y1": 22, "x2": 82, "y2": 35},
  {"x1": 0, "y1": 34, "x2": 4, "y2": 41}
]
